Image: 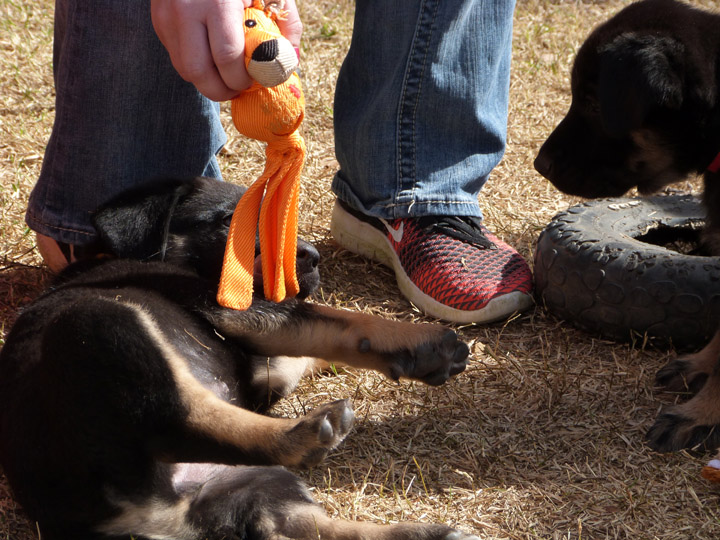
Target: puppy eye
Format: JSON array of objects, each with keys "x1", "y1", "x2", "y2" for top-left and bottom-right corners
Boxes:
[
  {"x1": 223, "y1": 214, "x2": 234, "y2": 227},
  {"x1": 245, "y1": 19, "x2": 257, "y2": 28}
]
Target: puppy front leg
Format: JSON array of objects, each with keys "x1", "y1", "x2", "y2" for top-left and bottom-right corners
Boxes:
[
  {"x1": 210, "y1": 301, "x2": 470, "y2": 386},
  {"x1": 647, "y1": 365, "x2": 720, "y2": 452},
  {"x1": 158, "y1": 374, "x2": 355, "y2": 468},
  {"x1": 655, "y1": 329, "x2": 720, "y2": 395}
]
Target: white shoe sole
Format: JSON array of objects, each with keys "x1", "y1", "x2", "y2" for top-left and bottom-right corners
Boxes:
[{"x1": 330, "y1": 201, "x2": 533, "y2": 324}]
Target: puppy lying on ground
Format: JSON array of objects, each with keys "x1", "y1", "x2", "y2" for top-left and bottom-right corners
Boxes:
[
  {"x1": 534, "y1": 0, "x2": 720, "y2": 452},
  {"x1": 0, "y1": 177, "x2": 475, "y2": 540}
]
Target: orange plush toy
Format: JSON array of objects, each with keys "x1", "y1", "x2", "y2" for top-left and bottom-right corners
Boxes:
[{"x1": 217, "y1": 0, "x2": 305, "y2": 311}]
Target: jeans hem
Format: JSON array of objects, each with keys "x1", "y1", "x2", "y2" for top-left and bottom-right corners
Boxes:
[
  {"x1": 332, "y1": 173, "x2": 482, "y2": 220},
  {"x1": 26, "y1": 211, "x2": 97, "y2": 246}
]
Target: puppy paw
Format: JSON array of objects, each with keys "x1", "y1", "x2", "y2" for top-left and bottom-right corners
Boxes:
[
  {"x1": 380, "y1": 330, "x2": 469, "y2": 386},
  {"x1": 283, "y1": 399, "x2": 355, "y2": 468},
  {"x1": 655, "y1": 357, "x2": 708, "y2": 396},
  {"x1": 646, "y1": 408, "x2": 720, "y2": 453}
]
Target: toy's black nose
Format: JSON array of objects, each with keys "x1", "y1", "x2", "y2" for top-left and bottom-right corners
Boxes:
[{"x1": 252, "y1": 40, "x2": 278, "y2": 62}]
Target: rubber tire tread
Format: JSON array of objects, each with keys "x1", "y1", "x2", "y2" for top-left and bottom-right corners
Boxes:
[{"x1": 533, "y1": 194, "x2": 720, "y2": 349}]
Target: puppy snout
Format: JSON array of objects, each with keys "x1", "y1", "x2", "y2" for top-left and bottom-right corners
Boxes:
[
  {"x1": 534, "y1": 151, "x2": 554, "y2": 179},
  {"x1": 252, "y1": 241, "x2": 320, "y2": 299},
  {"x1": 252, "y1": 39, "x2": 279, "y2": 62},
  {"x1": 296, "y1": 241, "x2": 319, "y2": 274},
  {"x1": 296, "y1": 241, "x2": 320, "y2": 299}
]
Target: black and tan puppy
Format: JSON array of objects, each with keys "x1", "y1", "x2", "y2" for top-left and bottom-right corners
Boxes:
[
  {"x1": 0, "y1": 177, "x2": 475, "y2": 540},
  {"x1": 534, "y1": 0, "x2": 720, "y2": 452}
]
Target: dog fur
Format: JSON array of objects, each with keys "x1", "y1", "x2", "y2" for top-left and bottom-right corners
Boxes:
[
  {"x1": 534, "y1": 0, "x2": 720, "y2": 452},
  {"x1": 0, "y1": 176, "x2": 475, "y2": 540},
  {"x1": 535, "y1": 0, "x2": 720, "y2": 225}
]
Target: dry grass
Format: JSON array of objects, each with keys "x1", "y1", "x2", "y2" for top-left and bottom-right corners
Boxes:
[{"x1": 2, "y1": 0, "x2": 720, "y2": 539}]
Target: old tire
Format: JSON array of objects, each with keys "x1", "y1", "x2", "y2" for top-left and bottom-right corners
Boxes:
[{"x1": 533, "y1": 195, "x2": 720, "y2": 349}]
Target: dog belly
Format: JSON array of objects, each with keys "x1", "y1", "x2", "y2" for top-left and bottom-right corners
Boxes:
[{"x1": 171, "y1": 463, "x2": 232, "y2": 493}]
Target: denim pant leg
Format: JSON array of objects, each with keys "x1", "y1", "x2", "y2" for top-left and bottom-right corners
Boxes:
[
  {"x1": 332, "y1": 0, "x2": 515, "y2": 220},
  {"x1": 26, "y1": 0, "x2": 226, "y2": 246}
]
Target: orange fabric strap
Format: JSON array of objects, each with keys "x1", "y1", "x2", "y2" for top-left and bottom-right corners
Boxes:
[{"x1": 217, "y1": 4, "x2": 306, "y2": 311}]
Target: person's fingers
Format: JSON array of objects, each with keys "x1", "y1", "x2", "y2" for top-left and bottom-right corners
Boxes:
[
  {"x1": 152, "y1": 0, "x2": 251, "y2": 101},
  {"x1": 275, "y1": 0, "x2": 303, "y2": 49},
  {"x1": 207, "y1": 1, "x2": 253, "y2": 94},
  {"x1": 151, "y1": 0, "x2": 301, "y2": 100},
  {"x1": 151, "y1": 0, "x2": 181, "y2": 58},
  {"x1": 175, "y1": 19, "x2": 241, "y2": 101}
]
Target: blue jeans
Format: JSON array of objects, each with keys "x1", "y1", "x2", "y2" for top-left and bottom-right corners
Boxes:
[
  {"x1": 332, "y1": 0, "x2": 516, "y2": 220},
  {"x1": 26, "y1": 0, "x2": 226, "y2": 246},
  {"x1": 27, "y1": 0, "x2": 514, "y2": 244}
]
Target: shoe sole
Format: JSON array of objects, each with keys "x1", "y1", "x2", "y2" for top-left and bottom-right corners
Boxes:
[{"x1": 330, "y1": 202, "x2": 534, "y2": 324}]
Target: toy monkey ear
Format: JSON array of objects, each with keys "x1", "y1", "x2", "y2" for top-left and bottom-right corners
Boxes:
[
  {"x1": 261, "y1": 0, "x2": 287, "y2": 18},
  {"x1": 597, "y1": 33, "x2": 684, "y2": 136},
  {"x1": 254, "y1": 0, "x2": 285, "y2": 11}
]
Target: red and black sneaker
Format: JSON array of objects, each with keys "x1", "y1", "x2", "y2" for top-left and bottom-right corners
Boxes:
[{"x1": 330, "y1": 200, "x2": 533, "y2": 323}]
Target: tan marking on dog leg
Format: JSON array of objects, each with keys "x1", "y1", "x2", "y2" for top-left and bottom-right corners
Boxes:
[
  {"x1": 269, "y1": 503, "x2": 464, "y2": 540},
  {"x1": 656, "y1": 330, "x2": 720, "y2": 394},
  {"x1": 97, "y1": 496, "x2": 197, "y2": 540},
  {"x1": 684, "y1": 330, "x2": 720, "y2": 375},
  {"x1": 127, "y1": 304, "x2": 352, "y2": 467},
  {"x1": 678, "y1": 372, "x2": 720, "y2": 427},
  {"x1": 238, "y1": 305, "x2": 451, "y2": 376}
]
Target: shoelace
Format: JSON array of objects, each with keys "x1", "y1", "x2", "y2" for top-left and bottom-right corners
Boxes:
[{"x1": 416, "y1": 215, "x2": 497, "y2": 250}]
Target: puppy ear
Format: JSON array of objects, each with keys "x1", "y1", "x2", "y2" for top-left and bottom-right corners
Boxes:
[
  {"x1": 597, "y1": 33, "x2": 684, "y2": 136},
  {"x1": 92, "y1": 179, "x2": 194, "y2": 259}
]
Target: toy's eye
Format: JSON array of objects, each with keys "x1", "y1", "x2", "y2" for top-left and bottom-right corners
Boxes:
[{"x1": 245, "y1": 19, "x2": 257, "y2": 28}]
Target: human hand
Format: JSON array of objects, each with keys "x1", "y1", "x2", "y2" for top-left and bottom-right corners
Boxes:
[
  {"x1": 272, "y1": 0, "x2": 302, "y2": 51},
  {"x1": 151, "y1": 0, "x2": 302, "y2": 102}
]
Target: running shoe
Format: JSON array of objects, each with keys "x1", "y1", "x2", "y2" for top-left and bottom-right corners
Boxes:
[{"x1": 330, "y1": 200, "x2": 533, "y2": 323}]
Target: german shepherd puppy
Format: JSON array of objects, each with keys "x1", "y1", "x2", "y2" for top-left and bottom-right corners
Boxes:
[
  {"x1": 0, "y1": 177, "x2": 475, "y2": 540},
  {"x1": 533, "y1": 0, "x2": 720, "y2": 452}
]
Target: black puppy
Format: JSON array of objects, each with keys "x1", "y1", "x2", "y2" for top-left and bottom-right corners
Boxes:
[
  {"x1": 0, "y1": 177, "x2": 475, "y2": 540},
  {"x1": 87, "y1": 176, "x2": 321, "y2": 299},
  {"x1": 535, "y1": 0, "x2": 720, "y2": 245},
  {"x1": 534, "y1": 0, "x2": 720, "y2": 453}
]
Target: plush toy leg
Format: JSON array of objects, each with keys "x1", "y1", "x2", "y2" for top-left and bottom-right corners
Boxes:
[{"x1": 218, "y1": 136, "x2": 305, "y2": 310}]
